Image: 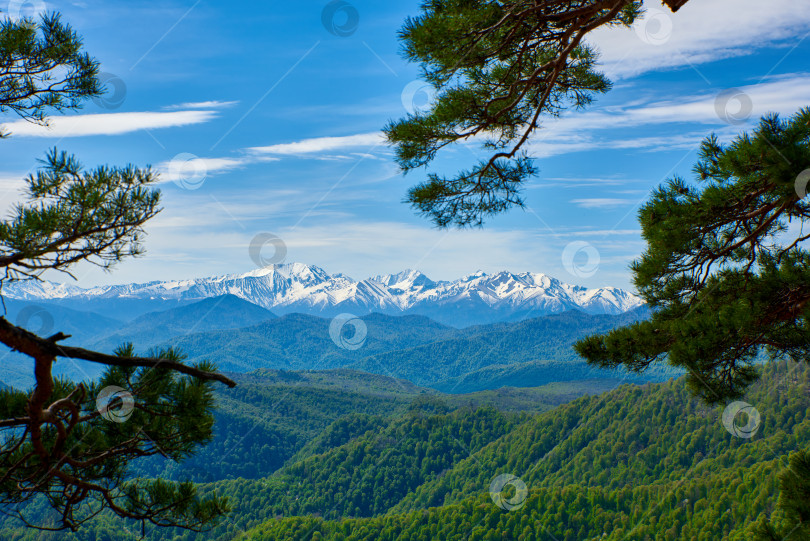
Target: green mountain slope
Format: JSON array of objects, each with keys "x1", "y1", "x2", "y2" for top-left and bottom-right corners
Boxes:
[
  {"x1": 242, "y1": 360, "x2": 808, "y2": 541},
  {"x1": 91, "y1": 294, "x2": 277, "y2": 353},
  {"x1": 0, "y1": 370, "x2": 609, "y2": 540},
  {"x1": 153, "y1": 308, "x2": 660, "y2": 389},
  {"x1": 243, "y1": 460, "x2": 782, "y2": 541},
  {"x1": 131, "y1": 370, "x2": 427, "y2": 482},
  {"x1": 3, "y1": 362, "x2": 803, "y2": 541},
  {"x1": 430, "y1": 357, "x2": 673, "y2": 393},
  {"x1": 131, "y1": 369, "x2": 603, "y2": 485},
  {"x1": 162, "y1": 312, "x2": 456, "y2": 373}
]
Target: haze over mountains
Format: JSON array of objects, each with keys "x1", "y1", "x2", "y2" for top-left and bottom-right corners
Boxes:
[
  {"x1": 3, "y1": 263, "x2": 643, "y2": 326},
  {"x1": 0, "y1": 264, "x2": 660, "y2": 391}
]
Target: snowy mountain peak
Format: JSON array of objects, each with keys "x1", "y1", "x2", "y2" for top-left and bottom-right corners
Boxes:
[
  {"x1": 464, "y1": 270, "x2": 488, "y2": 280},
  {"x1": 225, "y1": 262, "x2": 327, "y2": 281},
  {"x1": 373, "y1": 269, "x2": 435, "y2": 290},
  {"x1": 2, "y1": 263, "x2": 644, "y2": 326}
]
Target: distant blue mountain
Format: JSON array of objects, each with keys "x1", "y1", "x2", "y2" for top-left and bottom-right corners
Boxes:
[
  {"x1": 149, "y1": 306, "x2": 672, "y2": 390},
  {"x1": 91, "y1": 294, "x2": 277, "y2": 353},
  {"x1": 0, "y1": 277, "x2": 662, "y2": 394},
  {"x1": 0, "y1": 295, "x2": 275, "y2": 389},
  {"x1": 1, "y1": 298, "x2": 124, "y2": 342},
  {"x1": 0, "y1": 299, "x2": 125, "y2": 389}
]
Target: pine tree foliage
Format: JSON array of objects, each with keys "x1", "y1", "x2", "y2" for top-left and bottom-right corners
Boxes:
[
  {"x1": 0, "y1": 13, "x2": 101, "y2": 136},
  {"x1": 575, "y1": 110, "x2": 810, "y2": 404},
  {"x1": 0, "y1": 345, "x2": 229, "y2": 531},
  {"x1": 574, "y1": 110, "x2": 810, "y2": 537},
  {"x1": 0, "y1": 12, "x2": 233, "y2": 532},
  {"x1": 755, "y1": 450, "x2": 810, "y2": 540},
  {"x1": 0, "y1": 149, "x2": 161, "y2": 282},
  {"x1": 384, "y1": 1, "x2": 690, "y2": 227}
]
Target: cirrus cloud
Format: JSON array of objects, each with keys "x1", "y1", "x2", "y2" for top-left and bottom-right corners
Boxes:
[
  {"x1": 248, "y1": 132, "x2": 386, "y2": 156},
  {"x1": 0, "y1": 110, "x2": 219, "y2": 138},
  {"x1": 591, "y1": 0, "x2": 810, "y2": 78}
]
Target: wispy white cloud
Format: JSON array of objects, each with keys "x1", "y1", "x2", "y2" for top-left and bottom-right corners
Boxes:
[
  {"x1": 152, "y1": 131, "x2": 390, "y2": 186},
  {"x1": 155, "y1": 154, "x2": 279, "y2": 183},
  {"x1": 561, "y1": 229, "x2": 642, "y2": 237},
  {"x1": 526, "y1": 74, "x2": 810, "y2": 158},
  {"x1": 590, "y1": 0, "x2": 810, "y2": 78},
  {"x1": 276, "y1": 75, "x2": 805, "y2": 164},
  {"x1": 527, "y1": 176, "x2": 641, "y2": 189},
  {"x1": 598, "y1": 75, "x2": 810, "y2": 127},
  {"x1": 571, "y1": 198, "x2": 638, "y2": 209},
  {"x1": 156, "y1": 156, "x2": 247, "y2": 183},
  {"x1": 528, "y1": 132, "x2": 706, "y2": 158},
  {"x1": 0, "y1": 110, "x2": 218, "y2": 138},
  {"x1": 163, "y1": 100, "x2": 238, "y2": 110},
  {"x1": 248, "y1": 132, "x2": 386, "y2": 156},
  {"x1": 235, "y1": 73, "x2": 809, "y2": 164}
]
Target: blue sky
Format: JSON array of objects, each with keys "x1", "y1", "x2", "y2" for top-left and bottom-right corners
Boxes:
[{"x1": 1, "y1": 0, "x2": 809, "y2": 291}]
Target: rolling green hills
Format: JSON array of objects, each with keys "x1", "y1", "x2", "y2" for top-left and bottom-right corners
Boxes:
[
  {"x1": 241, "y1": 360, "x2": 809, "y2": 541},
  {"x1": 153, "y1": 307, "x2": 669, "y2": 390},
  {"x1": 155, "y1": 312, "x2": 457, "y2": 373},
  {"x1": 131, "y1": 369, "x2": 610, "y2": 484},
  {"x1": 4, "y1": 360, "x2": 805, "y2": 540},
  {"x1": 2, "y1": 296, "x2": 662, "y2": 394}
]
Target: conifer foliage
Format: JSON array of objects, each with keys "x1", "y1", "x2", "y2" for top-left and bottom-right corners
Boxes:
[
  {"x1": 0, "y1": 13, "x2": 232, "y2": 532},
  {"x1": 384, "y1": 2, "x2": 808, "y2": 535},
  {"x1": 575, "y1": 110, "x2": 810, "y2": 405},
  {"x1": 384, "y1": 1, "x2": 690, "y2": 227}
]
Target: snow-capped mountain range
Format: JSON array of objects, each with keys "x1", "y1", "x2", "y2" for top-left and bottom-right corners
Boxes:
[{"x1": 2, "y1": 263, "x2": 644, "y2": 326}]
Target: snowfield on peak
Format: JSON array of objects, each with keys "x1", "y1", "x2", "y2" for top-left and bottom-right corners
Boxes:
[{"x1": 3, "y1": 263, "x2": 644, "y2": 326}]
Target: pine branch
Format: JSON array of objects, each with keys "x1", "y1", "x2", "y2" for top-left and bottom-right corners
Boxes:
[{"x1": 0, "y1": 317, "x2": 235, "y2": 387}]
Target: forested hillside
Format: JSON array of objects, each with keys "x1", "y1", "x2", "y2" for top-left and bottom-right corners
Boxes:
[
  {"x1": 132, "y1": 370, "x2": 608, "y2": 484},
  {"x1": 3, "y1": 361, "x2": 805, "y2": 540},
  {"x1": 1, "y1": 305, "x2": 666, "y2": 392},
  {"x1": 142, "y1": 307, "x2": 672, "y2": 389},
  {"x1": 245, "y1": 361, "x2": 809, "y2": 541}
]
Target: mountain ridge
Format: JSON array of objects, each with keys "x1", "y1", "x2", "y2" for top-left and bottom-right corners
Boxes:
[{"x1": 3, "y1": 263, "x2": 644, "y2": 326}]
